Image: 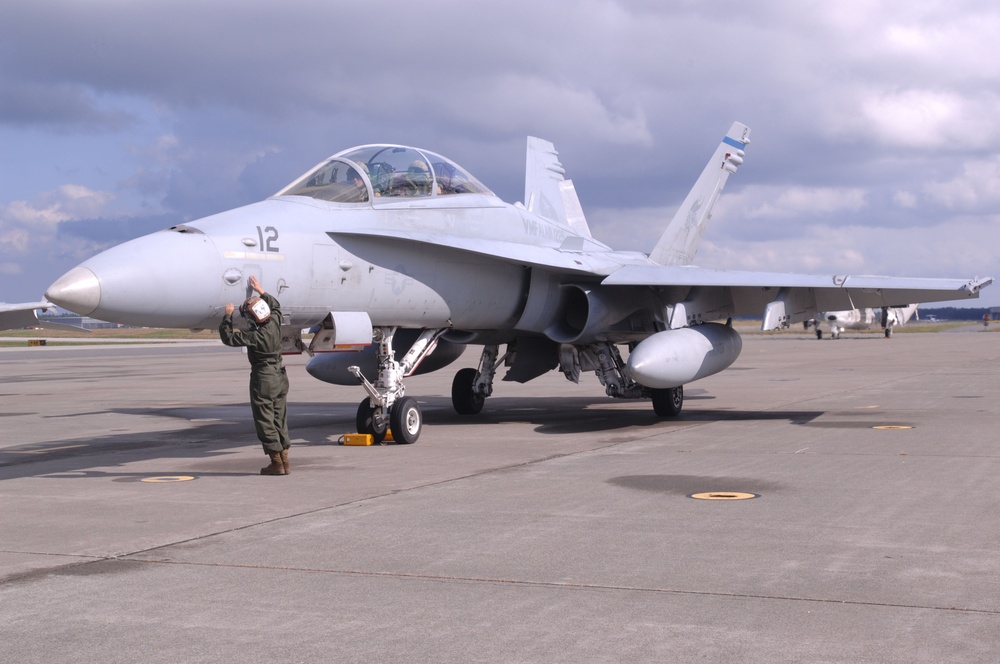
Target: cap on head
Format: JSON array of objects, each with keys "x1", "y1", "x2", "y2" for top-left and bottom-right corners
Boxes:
[{"x1": 240, "y1": 296, "x2": 271, "y2": 324}]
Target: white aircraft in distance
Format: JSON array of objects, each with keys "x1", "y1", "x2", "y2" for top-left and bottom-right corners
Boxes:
[
  {"x1": 17, "y1": 122, "x2": 991, "y2": 444},
  {"x1": 808, "y1": 304, "x2": 919, "y2": 339},
  {"x1": 0, "y1": 301, "x2": 85, "y2": 332}
]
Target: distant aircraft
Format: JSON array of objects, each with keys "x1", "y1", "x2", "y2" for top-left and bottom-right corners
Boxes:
[
  {"x1": 808, "y1": 304, "x2": 919, "y2": 339},
  {"x1": 28, "y1": 122, "x2": 991, "y2": 443},
  {"x1": 0, "y1": 301, "x2": 85, "y2": 332}
]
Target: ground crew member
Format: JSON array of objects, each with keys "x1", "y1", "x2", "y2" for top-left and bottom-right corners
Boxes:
[{"x1": 219, "y1": 275, "x2": 291, "y2": 475}]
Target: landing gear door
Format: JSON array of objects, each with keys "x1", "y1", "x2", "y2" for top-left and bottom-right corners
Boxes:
[
  {"x1": 308, "y1": 312, "x2": 374, "y2": 354},
  {"x1": 280, "y1": 326, "x2": 307, "y2": 355}
]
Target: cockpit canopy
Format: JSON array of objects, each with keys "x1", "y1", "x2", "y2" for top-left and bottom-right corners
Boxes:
[{"x1": 275, "y1": 144, "x2": 494, "y2": 203}]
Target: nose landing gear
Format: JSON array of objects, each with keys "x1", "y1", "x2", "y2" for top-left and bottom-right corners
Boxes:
[{"x1": 350, "y1": 326, "x2": 446, "y2": 444}]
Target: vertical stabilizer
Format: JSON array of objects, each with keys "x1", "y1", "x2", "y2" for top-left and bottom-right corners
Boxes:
[
  {"x1": 525, "y1": 137, "x2": 594, "y2": 237},
  {"x1": 648, "y1": 122, "x2": 750, "y2": 266}
]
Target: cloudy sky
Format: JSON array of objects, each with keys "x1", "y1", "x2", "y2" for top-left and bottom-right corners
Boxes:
[{"x1": 2, "y1": 0, "x2": 999, "y2": 308}]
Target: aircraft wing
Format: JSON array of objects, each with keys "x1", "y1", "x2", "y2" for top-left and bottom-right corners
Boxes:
[
  {"x1": 329, "y1": 229, "x2": 992, "y2": 325},
  {"x1": 0, "y1": 301, "x2": 87, "y2": 332},
  {"x1": 603, "y1": 265, "x2": 992, "y2": 329}
]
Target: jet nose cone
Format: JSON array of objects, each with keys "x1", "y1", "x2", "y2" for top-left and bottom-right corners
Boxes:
[
  {"x1": 45, "y1": 266, "x2": 101, "y2": 315},
  {"x1": 43, "y1": 229, "x2": 224, "y2": 328}
]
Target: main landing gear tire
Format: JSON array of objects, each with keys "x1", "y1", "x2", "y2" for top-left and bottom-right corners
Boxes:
[
  {"x1": 389, "y1": 396, "x2": 421, "y2": 445},
  {"x1": 452, "y1": 367, "x2": 485, "y2": 415},
  {"x1": 356, "y1": 398, "x2": 387, "y2": 444},
  {"x1": 651, "y1": 385, "x2": 683, "y2": 417}
]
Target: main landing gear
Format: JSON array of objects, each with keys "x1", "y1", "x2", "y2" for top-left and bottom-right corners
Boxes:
[
  {"x1": 350, "y1": 327, "x2": 445, "y2": 444},
  {"x1": 451, "y1": 344, "x2": 503, "y2": 415},
  {"x1": 449, "y1": 341, "x2": 686, "y2": 419},
  {"x1": 354, "y1": 334, "x2": 688, "y2": 443},
  {"x1": 651, "y1": 385, "x2": 684, "y2": 416}
]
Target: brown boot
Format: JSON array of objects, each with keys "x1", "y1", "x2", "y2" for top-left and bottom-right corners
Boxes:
[
  {"x1": 280, "y1": 448, "x2": 290, "y2": 475},
  {"x1": 260, "y1": 451, "x2": 286, "y2": 476}
]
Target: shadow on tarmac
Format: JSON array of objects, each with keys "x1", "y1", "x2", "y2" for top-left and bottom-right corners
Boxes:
[{"x1": 1, "y1": 393, "x2": 828, "y2": 481}]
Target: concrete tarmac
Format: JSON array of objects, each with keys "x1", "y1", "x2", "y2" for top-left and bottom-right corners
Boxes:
[{"x1": 1, "y1": 328, "x2": 998, "y2": 663}]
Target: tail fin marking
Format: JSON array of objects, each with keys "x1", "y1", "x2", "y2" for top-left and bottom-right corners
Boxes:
[{"x1": 648, "y1": 122, "x2": 750, "y2": 266}]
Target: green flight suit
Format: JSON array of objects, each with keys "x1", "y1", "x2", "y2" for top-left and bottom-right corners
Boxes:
[{"x1": 219, "y1": 292, "x2": 290, "y2": 454}]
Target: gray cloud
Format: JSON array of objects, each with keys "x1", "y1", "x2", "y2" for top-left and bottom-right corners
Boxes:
[
  {"x1": 1, "y1": 0, "x2": 998, "y2": 305},
  {"x1": 0, "y1": 82, "x2": 135, "y2": 131}
]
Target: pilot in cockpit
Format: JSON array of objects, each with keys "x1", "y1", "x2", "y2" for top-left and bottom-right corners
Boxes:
[
  {"x1": 402, "y1": 160, "x2": 433, "y2": 196},
  {"x1": 340, "y1": 168, "x2": 364, "y2": 203},
  {"x1": 347, "y1": 163, "x2": 379, "y2": 201}
]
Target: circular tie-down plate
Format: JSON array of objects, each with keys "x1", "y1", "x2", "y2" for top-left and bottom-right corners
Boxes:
[
  {"x1": 139, "y1": 476, "x2": 197, "y2": 483},
  {"x1": 688, "y1": 491, "x2": 760, "y2": 501}
]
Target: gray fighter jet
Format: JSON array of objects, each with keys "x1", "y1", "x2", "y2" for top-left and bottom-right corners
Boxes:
[{"x1": 34, "y1": 122, "x2": 993, "y2": 443}]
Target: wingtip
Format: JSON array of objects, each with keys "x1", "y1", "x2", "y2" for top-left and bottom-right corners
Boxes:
[{"x1": 965, "y1": 277, "x2": 994, "y2": 293}]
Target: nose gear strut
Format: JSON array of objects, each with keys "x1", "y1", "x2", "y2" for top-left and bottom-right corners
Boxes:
[{"x1": 349, "y1": 326, "x2": 446, "y2": 444}]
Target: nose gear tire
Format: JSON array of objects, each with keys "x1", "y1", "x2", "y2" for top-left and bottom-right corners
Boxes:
[{"x1": 389, "y1": 396, "x2": 421, "y2": 444}]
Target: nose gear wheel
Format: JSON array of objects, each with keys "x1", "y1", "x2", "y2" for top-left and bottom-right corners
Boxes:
[{"x1": 350, "y1": 326, "x2": 443, "y2": 444}]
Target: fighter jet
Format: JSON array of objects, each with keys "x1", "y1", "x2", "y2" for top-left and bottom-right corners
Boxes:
[
  {"x1": 37, "y1": 122, "x2": 992, "y2": 443},
  {"x1": 0, "y1": 301, "x2": 85, "y2": 332},
  {"x1": 809, "y1": 304, "x2": 918, "y2": 339}
]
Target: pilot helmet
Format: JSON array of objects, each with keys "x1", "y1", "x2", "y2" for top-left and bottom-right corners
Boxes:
[
  {"x1": 240, "y1": 296, "x2": 271, "y2": 324},
  {"x1": 406, "y1": 160, "x2": 430, "y2": 184}
]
